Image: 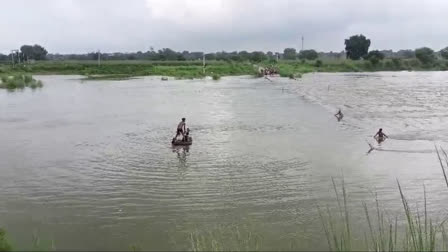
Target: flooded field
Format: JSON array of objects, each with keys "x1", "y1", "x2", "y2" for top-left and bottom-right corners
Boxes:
[{"x1": 1, "y1": 73, "x2": 447, "y2": 250}]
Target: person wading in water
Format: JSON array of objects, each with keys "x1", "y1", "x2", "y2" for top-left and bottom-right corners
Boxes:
[
  {"x1": 334, "y1": 109, "x2": 344, "y2": 121},
  {"x1": 374, "y1": 128, "x2": 388, "y2": 143}
]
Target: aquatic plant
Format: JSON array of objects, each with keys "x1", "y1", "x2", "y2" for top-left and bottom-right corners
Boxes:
[{"x1": 0, "y1": 74, "x2": 43, "y2": 90}]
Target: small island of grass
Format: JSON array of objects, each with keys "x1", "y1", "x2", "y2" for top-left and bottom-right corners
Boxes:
[{"x1": 0, "y1": 74, "x2": 43, "y2": 90}]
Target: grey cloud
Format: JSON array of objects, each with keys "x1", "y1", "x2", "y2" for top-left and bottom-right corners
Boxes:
[{"x1": 1, "y1": 0, "x2": 447, "y2": 54}]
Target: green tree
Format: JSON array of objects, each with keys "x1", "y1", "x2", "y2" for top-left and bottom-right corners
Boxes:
[
  {"x1": 32, "y1": 44, "x2": 48, "y2": 60},
  {"x1": 298, "y1": 49, "x2": 318, "y2": 60},
  {"x1": 397, "y1": 49, "x2": 415, "y2": 59},
  {"x1": 283, "y1": 48, "x2": 297, "y2": 60},
  {"x1": 20, "y1": 44, "x2": 47, "y2": 60},
  {"x1": 440, "y1": 47, "x2": 448, "y2": 60},
  {"x1": 250, "y1": 51, "x2": 267, "y2": 62},
  {"x1": 415, "y1": 47, "x2": 436, "y2": 64},
  {"x1": 204, "y1": 53, "x2": 216, "y2": 61},
  {"x1": 365, "y1": 50, "x2": 385, "y2": 65},
  {"x1": 20, "y1": 45, "x2": 34, "y2": 60},
  {"x1": 344, "y1": 34, "x2": 371, "y2": 60},
  {"x1": 238, "y1": 51, "x2": 250, "y2": 61}
]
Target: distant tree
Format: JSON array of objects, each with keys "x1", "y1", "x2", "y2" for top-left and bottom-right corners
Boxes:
[
  {"x1": 440, "y1": 47, "x2": 448, "y2": 60},
  {"x1": 298, "y1": 49, "x2": 318, "y2": 60},
  {"x1": 238, "y1": 51, "x2": 250, "y2": 61},
  {"x1": 283, "y1": 48, "x2": 297, "y2": 60},
  {"x1": 0, "y1": 53, "x2": 9, "y2": 62},
  {"x1": 20, "y1": 45, "x2": 34, "y2": 60},
  {"x1": 205, "y1": 53, "x2": 216, "y2": 61},
  {"x1": 250, "y1": 51, "x2": 267, "y2": 62},
  {"x1": 176, "y1": 54, "x2": 186, "y2": 61},
  {"x1": 158, "y1": 48, "x2": 177, "y2": 61},
  {"x1": 344, "y1": 35, "x2": 371, "y2": 60},
  {"x1": 396, "y1": 49, "x2": 415, "y2": 59},
  {"x1": 365, "y1": 50, "x2": 385, "y2": 65},
  {"x1": 32, "y1": 44, "x2": 48, "y2": 60},
  {"x1": 20, "y1": 44, "x2": 47, "y2": 60},
  {"x1": 266, "y1": 51, "x2": 274, "y2": 59},
  {"x1": 415, "y1": 47, "x2": 436, "y2": 64}
]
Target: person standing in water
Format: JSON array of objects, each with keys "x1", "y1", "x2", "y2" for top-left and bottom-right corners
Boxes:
[
  {"x1": 175, "y1": 118, "x2": 186, "y2": 140},
  {"x1": 334, "y1": 109, "x2": 343, "y2": 121},
  {"x1": 374, "y1": 128, "x2": 388, "y2": 143}
]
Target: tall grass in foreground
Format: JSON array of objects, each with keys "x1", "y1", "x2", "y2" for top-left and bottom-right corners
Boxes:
[
  {"x1": 318, "y1": 146, "x2": 448, "y2": 252},
  {"x1": 191, "y1": 147, "x2": 448, "y2": 251}
]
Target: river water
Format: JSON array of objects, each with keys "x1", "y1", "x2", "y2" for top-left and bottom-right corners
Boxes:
[{"x1": 1, "y1": 73, "x2": 447, "y2": 250}]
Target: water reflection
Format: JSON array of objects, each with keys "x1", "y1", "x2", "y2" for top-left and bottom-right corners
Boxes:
[{"x1": 172, "y1": 145, "x2": 190, "y2": 167}]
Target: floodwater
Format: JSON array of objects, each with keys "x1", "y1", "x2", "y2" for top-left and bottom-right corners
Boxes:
[{"x1": 1, "y1": 73, "x2": 447, "y2": 250}]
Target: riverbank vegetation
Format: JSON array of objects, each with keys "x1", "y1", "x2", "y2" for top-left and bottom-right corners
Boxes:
[
  {"x1": 0, "y1": 57, "x2": 447, "y2": 81},
  {"x1": 2, "y1": 34, "x2": 448, "y2": 80},
  {"x1": 0, "y1": 74, "x2": 43, "y2": 90}
]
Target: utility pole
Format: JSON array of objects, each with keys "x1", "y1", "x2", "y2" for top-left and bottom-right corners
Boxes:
[
  {"x1": 301, "y1": 36, "x2": 304, "y2": 51},
  {"x1": 97, "y1": 50, "x2": 101, "y2": 66},
  {"x1": 10, "y1": 50, "x2": 19, "y2": 67},
  {"x1": 202, "y1": 54, "x2": 205, "y2": 75}
]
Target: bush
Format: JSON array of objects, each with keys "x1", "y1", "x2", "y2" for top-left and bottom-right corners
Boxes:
[
  {"x1": 268, "y1": 59, "x2": 277, "y2": 64},
  {"x1": 212, "y1": 74, "x2": 221, "y2": 80},
  {"x1": 0, "y1": 74, "x2": 43, "y2": 90},
  {"x1": 24, "y1": 75, "x2": 33, "y2": 83},
  {"x1": 315, "y1": 60, "x2": 323, "y2": 67}
]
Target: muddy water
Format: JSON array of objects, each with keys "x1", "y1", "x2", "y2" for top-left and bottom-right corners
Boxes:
[{"x1": 0, "y1": 73, "x2": 447, "y2": 250}]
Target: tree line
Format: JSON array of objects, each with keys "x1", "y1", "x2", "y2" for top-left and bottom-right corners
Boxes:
[{"x1": 1, "y1": 37, "x2": 448, "y2": 64}]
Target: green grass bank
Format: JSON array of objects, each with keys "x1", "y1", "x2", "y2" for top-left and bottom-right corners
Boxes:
[{"x1": 1, "y1": 58, "x2": 447, "y2": 80}]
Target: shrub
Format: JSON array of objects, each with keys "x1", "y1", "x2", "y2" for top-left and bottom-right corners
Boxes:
[
  {"x1": 315, "y1": 60, "x2": 323, "y2": 67},
  {"x1": 0, "y1": 74, "x2": 43, "y2": 90},
  {"x1": 212, "y1": 74, "x2": 221, "y2": 80},
  {"x1": 24, "y1": 75, "x2": 33, "y2": 83}
]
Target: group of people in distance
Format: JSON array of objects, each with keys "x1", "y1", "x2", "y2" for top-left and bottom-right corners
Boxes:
[
  {"x1": 335, "y1": 109, "x2": 388, "y2": 144},
  {"x1": 173, "y1": 117, "x2": 190, "y2": 142},
  {"x1": 260, "y1": 66, "x2": 279, "y2": 76}
]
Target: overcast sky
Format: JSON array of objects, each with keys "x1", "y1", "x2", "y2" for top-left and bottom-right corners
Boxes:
[{"x1": 1, "y1": 0, "x2": 447, "y2": 54}]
